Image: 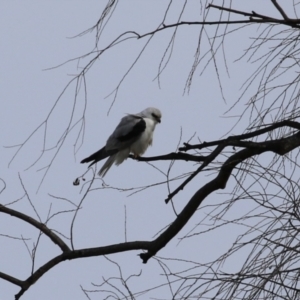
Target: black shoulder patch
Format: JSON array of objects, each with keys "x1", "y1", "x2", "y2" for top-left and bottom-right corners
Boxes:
[{"x1": 117, "y1": 118, "x2": 146, "y2": 142}]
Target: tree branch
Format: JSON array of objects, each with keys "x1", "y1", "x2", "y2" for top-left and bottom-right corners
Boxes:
[
  {"x1": 140, "y1": 130, "x2": 300, "y2": 263},
  {"x1": 0, "y1": 205, "x2": 70, "y2": 252},
  {"x1": 271, "y1": 0, "x2": 289, "y2": 20},
  {"x1": 130, "y1": 152, "x2": 204, "y2": 162},
  {"x1": 165, "y1": 144, "x2": 225, "y2": 203},
  {"x1": 135, "y1": 18, "x2": 300, "y2": 41},
  {"x1": 208, "y1": 2, "x2": 299, "y2": 27},
  {"x1": 180, "y1": 120, "x2": 300, "y2": 151},
  {"x1": 0, "y1": 272, "x2": 23, "y2": 288},
  {"x1": 14, "y1": 241, "x2": 151, "y2": 299},
  {"x1": 10, "y1": 127, "x2": 300, "y2": 298},
  {"x1": 208, "y1": 3, "x2": 274, "y2": 20}
]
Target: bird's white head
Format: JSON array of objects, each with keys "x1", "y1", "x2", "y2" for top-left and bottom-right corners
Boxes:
[{"x1": 140, "y1": 107, "x2": 162, "y2": 124}]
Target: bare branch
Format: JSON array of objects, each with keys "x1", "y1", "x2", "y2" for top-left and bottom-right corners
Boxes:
[
  {"x1": 271, "y1": 0, "x2": 290, "y2": 20},
  {"x1": 0, "y1": 205, "x2": 70, "y2": 252},
  {"x1": 0, "y1": 272, "x2": 23, "y2": 288}
]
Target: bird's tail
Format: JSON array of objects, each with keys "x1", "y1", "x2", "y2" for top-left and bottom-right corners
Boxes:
[
  {"x1": 98, "y1": 154, "x2": 117, "y2": 177},
  {"x1": 81, "y1": 147, "x2": 116, "y2": 168}
]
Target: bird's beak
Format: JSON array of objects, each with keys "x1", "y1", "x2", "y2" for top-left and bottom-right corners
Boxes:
[{"x1": 158, "y1": 118, "x2": 161, "y2": 123}]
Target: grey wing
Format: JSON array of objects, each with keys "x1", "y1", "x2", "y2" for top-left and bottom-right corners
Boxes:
[{"x1": 106, "y1": 115, "x2": 146, "y2": 150}]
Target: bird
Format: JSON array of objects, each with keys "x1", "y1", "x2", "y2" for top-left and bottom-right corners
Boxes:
[{"x1": 81, "y1": 107, "x2": 162, "y2": 177}]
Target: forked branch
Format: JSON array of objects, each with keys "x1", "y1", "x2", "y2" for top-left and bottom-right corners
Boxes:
[{"x1": 3, "y1": 120, "x2": 300, "y2": 299}]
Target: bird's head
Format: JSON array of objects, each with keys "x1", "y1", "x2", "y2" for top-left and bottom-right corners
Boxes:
[{"x1": 141, "y1": 107, "x2": 162, "y2": 124}]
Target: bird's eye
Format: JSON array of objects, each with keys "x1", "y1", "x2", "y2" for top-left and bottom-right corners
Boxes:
[{"x1": 152, "y1": 112, "x2": 161, "y2": 123}]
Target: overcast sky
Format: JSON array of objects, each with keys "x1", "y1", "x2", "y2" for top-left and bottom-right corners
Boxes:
[{"x1": 0, "y1": 1, "x2": 292, "y2": 299}]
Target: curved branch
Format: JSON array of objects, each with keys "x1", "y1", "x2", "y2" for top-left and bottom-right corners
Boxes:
[
  {"x1": 0, "y1": 205, "x2": 70, "y2": 252},
  {"x1": 9, "y1": 128, "x2": 300, "y2": 298},
  {"x1": 14, "y1": 241, "x2": 151, "y2": 299},
  {"x1": 140, "y1": 130, "x2": 300, "y2": 263}
]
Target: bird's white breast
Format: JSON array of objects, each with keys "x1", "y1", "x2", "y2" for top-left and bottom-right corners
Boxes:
[{"x1": 130, "y1": 118, "x2": 156, "y2": 156}]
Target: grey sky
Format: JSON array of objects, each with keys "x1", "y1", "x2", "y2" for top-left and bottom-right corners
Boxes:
[{"x1": 0, "y1": 1, "x2": 289, "y2": 299}]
